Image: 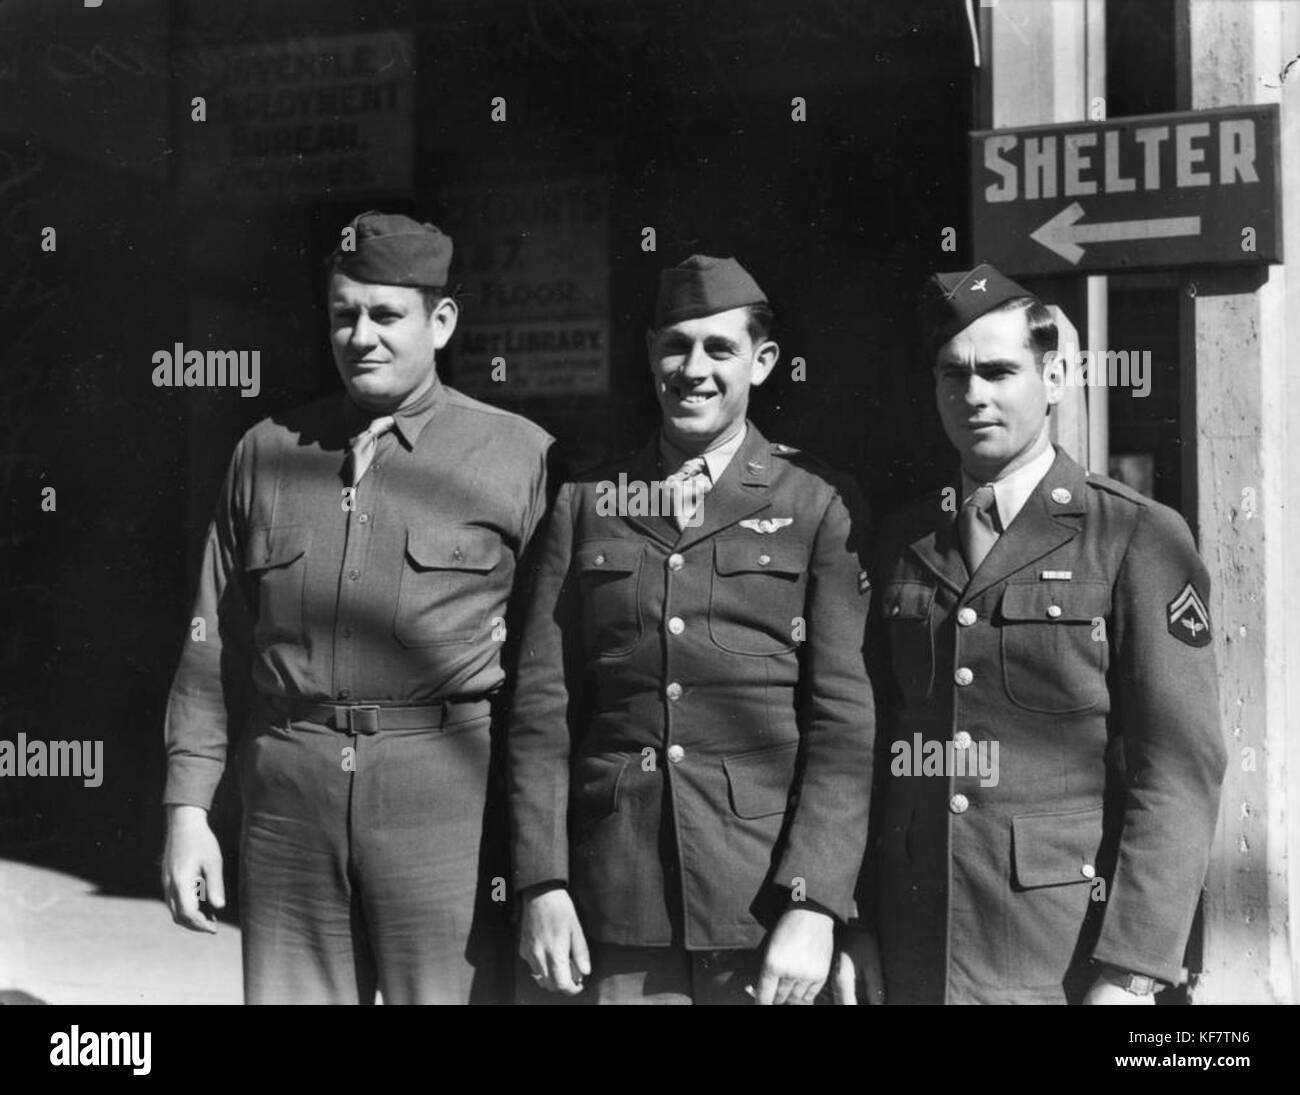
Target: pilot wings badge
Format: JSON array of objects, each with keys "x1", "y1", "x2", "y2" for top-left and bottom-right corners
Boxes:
[
  {"x1": 739, "y1": 517, "x2": 794, "y2": 534},
  {"x1": 1167, "y1": 581, "x2": 1212, "y2": 647}
]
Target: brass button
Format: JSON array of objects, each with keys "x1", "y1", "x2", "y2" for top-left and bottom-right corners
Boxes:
[
  {"x1": 758, "y1": 554, "x2": 771, "y2": 566},
  {"x1": 954, "y1": 667, "x2": 974, "y2": 686},
  {"x1": 888, "y1": 604, "x2": 901, "y2": 617},
  {"x1": 358, "y1": 513, "x2": 370, "y2": 524},
  {"x1": 953, "y1": 730, "x2": 972, "y2": 750},
  {"x1": 666, "y1": 682, "x2": 683, "y2": 701},
  {"x1": 668, "y1": 617, "x2": 685, "y2": 635},
  {"x1": 950, "y1": 793, "x2": 969, "y2": 814},
  {"x1": 956, "y1": 607, "x2": 977, "y2": 627},
  {"x1": 1051, "y1": 488, "x2": 1071, "y2": 504},
  {"x1": 1081, "y1": 863, "x2": 1096, "y2": 880},
  {"x1": 453, "y1": 547, "x2": 464, "y2": 562},
  {"x1": 348, "y1": 568, "x2": 360, "y2": 581},
  {"x1": 667, "y1": 553, "x2": 684, "y2": 570},
  {"x1": 1046, "y1": 604, "x2": 1063, "y2": 619},
  {"x1": 667, "y1": 744, "x2": 685, "y2": 764},
  {"x1": 594, "y1": 552, "x2": 606, "y2": 566}
]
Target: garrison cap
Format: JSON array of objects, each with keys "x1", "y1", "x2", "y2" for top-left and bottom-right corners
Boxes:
[
  {"x1": 328, "y1": 210, "x2": 453, "y2": 288},
  {"x1": 654, "y1": 254, "x2": 767, "y2": 329},
  {"x1": 918, "y1": 262, "x2": 1035, "y2": 361}
]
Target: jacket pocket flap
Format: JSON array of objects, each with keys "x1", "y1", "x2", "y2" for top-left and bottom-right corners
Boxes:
[
  {"x1": 883, "y1": 580, "x2": 934, "y2": 621},
  {"x1": 723, "y1": 740, "x2": 799, "y2": 819},
  {"x1": 1012, "y1": 806, "x2": 1104, "y2": 888},
  {"x1": 575, "y1": 539, "x2": 643, "y2": 575},
  {"x1": 245, "y1": 525, "x2": 311, "y2": 571},
  {"x1": 405, "y1": 526, "x2": 501, "y2": 572},
  {"x1": 714, "y1": 539, "x2": 806, "y2": 577},
  {"x1": 1001, "y1": 580, "x2": 1109, "y2": 623}
]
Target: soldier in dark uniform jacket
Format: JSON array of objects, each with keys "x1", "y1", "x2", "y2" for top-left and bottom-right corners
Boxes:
[
  {"x1": 508, "y1": 256, "x2": 875, "y2": 1004},
  {"x1": 837, "y1": 263, "x2": 1227, "y2": 1005},
  {"x1": 161, "y1": 212, "x2": 554, "y2": 1004}
]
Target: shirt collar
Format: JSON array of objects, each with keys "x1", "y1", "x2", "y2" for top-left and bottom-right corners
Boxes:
[
  {"x1": 659, "y1": 423, "x2": 748, "y2": 482},
  {"x1": 343, "y1": 374, "x2": 446, "y2": 450},
  {"x1": 961, "y1": 443, "x2": 1056, "y2": 532}
]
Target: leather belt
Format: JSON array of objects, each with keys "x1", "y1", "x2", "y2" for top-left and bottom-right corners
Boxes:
[{"x1": 264, "y1": 696, "x2": 492, "y2": 735}]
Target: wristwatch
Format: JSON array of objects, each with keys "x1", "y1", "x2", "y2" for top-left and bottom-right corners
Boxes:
[{"x1": 1098, "y1": 964, "x2": 1162, "y2": 995}]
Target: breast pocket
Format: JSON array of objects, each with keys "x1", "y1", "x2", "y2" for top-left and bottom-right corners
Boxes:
[
  {"x1": 881, "y1": 580, "x2": 935, "y2": 700},
  {"x1": 244, "y1": 525, "x2": 312, "y2": 646},
  {"x1": 999, "y1": 581, "x2": 1110, "y2": 713},
  {"x1": 574, "y1": 539, "x2": 645, "y2": 658},
  {"x1": 394, "y1": 525, "x2": 502, "y2": 647},
  {"x1": 709, "y1": 539, "x2": 807, "y2": 656}
]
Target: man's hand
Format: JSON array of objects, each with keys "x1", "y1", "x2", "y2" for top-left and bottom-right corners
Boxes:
[
  {"x1": 161, "y1": 805, "x2": 225, "y2": 933},
  {"x1": 831, "y1": 923, "x2": 885, "y2": 1005},
  {"x1": 1083, "y1": 974, "x2": 1156, "y2": 1005},
  {"x1": 752, "y1": 907, "x2": 834, "y2": 1005},
  {"x1": 519, "y1": 888, "x2": 591, "y2": 995}
]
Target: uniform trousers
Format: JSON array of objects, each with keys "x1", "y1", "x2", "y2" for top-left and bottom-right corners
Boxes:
[{"x1": 237, "y1": 709, "x2": 497, "y2": 1004}]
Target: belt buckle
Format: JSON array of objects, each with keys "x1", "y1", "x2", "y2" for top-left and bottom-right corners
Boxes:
[{"x1": 346, "y1": 704, "x2": 381, "y2": 735}]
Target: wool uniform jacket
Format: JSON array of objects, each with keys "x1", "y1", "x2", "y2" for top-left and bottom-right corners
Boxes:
[
  {"x1": 860, "y1": 446, "x2": 1227, "y2": 1003},
  {"x1": 507, "y1": 423, "x2": 875, "y2": 949}
]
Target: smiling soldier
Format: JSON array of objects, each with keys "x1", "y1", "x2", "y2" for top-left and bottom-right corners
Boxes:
[
  {"x1": 508, "y1": 254, "x2": 874, "y2": 1004},
  {"x1": 161, "y1": 211, "x2": 554, "y2": 1004},
  {"x1": 836, "y1": 263, "x2": 1227, "y2": 1005}
]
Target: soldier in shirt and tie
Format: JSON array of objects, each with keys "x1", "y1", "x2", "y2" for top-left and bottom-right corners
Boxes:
[
  {"x1": 508, "y1": 255, "x2": 875, "y2": 1004},
  {"x1": 836, "y1": 263, "x2": 1226, "y2": 1005},
  {"x1": 160, "y1": 211, "x2": 554, "y2": 1004}
]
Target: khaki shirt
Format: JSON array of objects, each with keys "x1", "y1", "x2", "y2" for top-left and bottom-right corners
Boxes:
[{"x1": 164, "y1": 379, "x2": 554, "y2": 808}]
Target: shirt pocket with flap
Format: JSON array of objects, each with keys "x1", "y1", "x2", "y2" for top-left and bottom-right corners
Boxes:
[
  {"x1": 574, "y1": 539, "x2": 645, "y2": 658},
  {"x1": 394, "y1": 525, "x2": 502, "y2": 647},
  {"x1": 709, "y1": 538, "x2": 807, "y2": 656},
  {"x1": 999, "y1": 580, "x2": 1110, "y2": 714},
  {"x1": 244, "y1": 524, "x2": 312, "y2": 646},
  {"x1": 881, "y1": 579, "x2": 936, "y2": 700}
]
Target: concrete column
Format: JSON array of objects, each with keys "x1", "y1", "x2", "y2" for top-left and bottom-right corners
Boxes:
[
  {"x1": 986, "y1": 0, "x2": 1103, "y2": 467},
  {"x1": 1182, "y1": 0, "x2": 1300, "y2": 1005}
]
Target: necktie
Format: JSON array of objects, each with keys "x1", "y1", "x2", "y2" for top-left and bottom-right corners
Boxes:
[
  {"x1": 346, "y1": 415, "x2": 396, "y2": 487},
  {"x1": 958, "y1": 484, "x2": 999, "y2": 575},
  {"x1": 664, "y1": 456, "x2": 712, "y2": 530}
]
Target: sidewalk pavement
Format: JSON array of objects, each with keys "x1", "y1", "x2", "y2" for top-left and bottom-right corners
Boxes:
[{"x1": 0, "y1": 859, "x2": 241, "y2": 1004}]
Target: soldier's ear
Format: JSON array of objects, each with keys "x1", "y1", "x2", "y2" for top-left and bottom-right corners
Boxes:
[
  {"x1": 750, "y1": 339, "x2": 779, "y2": 387},
  {"x1": 1042, "y1": 350, "x2": 1066, "y2": 407},
  {"x1": 429, "y1": 295, "x2": 459, "y2": 350}
]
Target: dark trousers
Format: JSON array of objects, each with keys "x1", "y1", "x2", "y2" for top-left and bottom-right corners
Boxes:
[{"x1": 237, "y1": 712, "x2": 500, "y2": 1004}]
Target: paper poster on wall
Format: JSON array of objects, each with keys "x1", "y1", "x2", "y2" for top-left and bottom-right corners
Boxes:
[
  {"x1": 443, "y1": 179, "x2": 611, "y2": 398},
  {"x1": 180, "y1": 31, "x2": 415, "y2": 202}
]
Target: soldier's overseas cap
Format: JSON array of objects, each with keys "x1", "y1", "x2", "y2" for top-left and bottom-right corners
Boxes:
[
  {"x1": 329, "y1": 210, "x2": 453, "y2": 288},
  {"x1": 918, "y1": 262, "x2": 1035, "y2": 361},
  {"x1": 654, "y1": 254, "x2": 767, "y2": 328}
]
